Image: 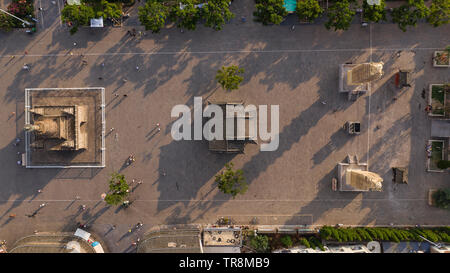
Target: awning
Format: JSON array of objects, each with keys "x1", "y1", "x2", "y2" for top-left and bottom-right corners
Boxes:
[
  {"x1": 67, "y1": 0, "x2": 81, "y2": 5},
  {"x1": 90, "y1": 18, "x2": 104, "y2": 28},
  {"x1": 74, "y1": 228, "x2": 91, "y2": 241}
]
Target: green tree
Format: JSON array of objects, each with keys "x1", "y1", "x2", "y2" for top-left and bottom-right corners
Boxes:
[
  {"x1": 437, "y1": 160, "x2": 450, "y2": 169},
  {"x1": 97, "y1": 0, "x2": 122, "y2": 19},
  {"x1": 104, "y1": 173, "x2": 130, "y2": 206},
  {"x1": 215, "y1": 65, "x2": 245, "y2": 91},
  {"x1": 433, "y1": 188, "x2": 450, "y2": 209},
  {"x1": 391, "y1": 0, "x2": 430, "y2": 32},
  {"x1": 215, "y1": 162, "x2": 248, "y2": 198},
  {"x1": 296, "y1": 0, "x2": 323, "y2": 22},
  {"x1": 363, "y1": 0, "x2": 386, "y2": 23},
  {"x1": 138, "y1": 0, "x2": 169, "y2": 33},
  {"x1": 0, "y1": 13, "x2": 15, "y2": 31},
  {"x1": 201, "y1": 0, "x2": 235, "y2": 30},
  {"x1": 427, "y1": 0, "x2": 450, "y2": 27},
  {"x1": 324, "y1": 0, "x2": 356, "y2": 31},
  {"x1": 253, "y1": 0, "x2": 288, "y2": 25},
  {"x1": 250, "y1": 235, "x2": 270, "y2": 252},
  {"x1": 171, "y1": 0, "x2": 201, "y2": 30},
  {"x1": 280, "y1": 235, "x2": 293, "y2": 248},
  {"x1": 61, "y1": 4, "x2": 95, "y2": 34}
]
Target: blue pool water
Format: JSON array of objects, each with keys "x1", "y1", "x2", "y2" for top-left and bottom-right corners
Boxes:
[{"x1": 284, "y1": 0, "x2": 297, "y2": 12}]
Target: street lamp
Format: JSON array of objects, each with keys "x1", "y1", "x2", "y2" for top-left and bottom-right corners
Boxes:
[{"x1": 0, "y1": 8, "x2": 33, "y2": 26}]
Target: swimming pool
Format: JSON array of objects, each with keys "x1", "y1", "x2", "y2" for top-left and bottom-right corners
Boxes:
[{"x1": 283, "y1": 0, "x2": 297, "y2": 13}]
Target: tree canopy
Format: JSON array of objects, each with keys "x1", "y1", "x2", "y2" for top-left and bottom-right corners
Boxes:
[
  {"x1": 253, "y1": 0, "x2": 288, "y2": 25},
  {"x1": 96, "y1": 0, "x2": 122, "y2": 19},
  {"x1": 391, "y1": 0, "x2": 430, "y2": 32},
  {"x1": 171, "y1": 0, "x2": 201, "y2": 30},
  {"x1": 433, "y1": 188, "x2": 450, "y2": 209},
  {"x1": 296, "y1": 0, "x2": 323, "y2": 22},
  {"x1": 363, "y1": 0, "x2": 386, "y2": 23},
  {"x1": 0, "y1": 13, "x2": 15, "y2": 32},
  {"x1": 138, "y1": 0, "x2": 169, "y2": 33},
  {"x1": 61, "y1": 4, "x2": 95, "y2": 34},
  {"x1": 104, "y1": 173, "x2": 130, "y2": 206},
  {"x1": 215, "y1": 162, "x2": 248, "y2": 198},
  {"x1": 201, "y1": 0, "x2": 234, "y2": 30},
  {"x1": 215, "y1": 65, "x2": 245, "y2": 91},
  {"x1": 324, "y1": 0, "x2": 356, "y2": 31},
  {"x1": 427, "y1": 0, "x2": 450, "y2": 27}
]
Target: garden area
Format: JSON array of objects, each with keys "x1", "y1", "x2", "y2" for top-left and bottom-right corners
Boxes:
[
  {"x1": 433, "y1": 46, "x2": 450, "y2": 67},
  {"x1": 61, "y1": 0, "x2": 133, "y2": 34},
  {"x1": 0, "y1": 0, "x2": 36, "y2": 32},
  {"x1": 429, "y1": 84, "x2": 449, "y2": 117},
  {"x1": 137, "y1": 0, "x2": 235, "y2": 33},
  {"x1": 253, "y1": 0, "x2": 449, "y2": 32},
  {"x1": 242, "y1": 225, "x2": 450, "y2": 252},
  {"x1": 241, "y1": 229, "x2": 325, "y2": 253},
  {"x1": 319, "y1": 226, "x2": 450, "y2": 244},
  {"x1": 431, "y1": 188, "x2": 450, "y2": 210},
  {"x1": 428, "y1": 140, "x2": 445, "y2": 171}
]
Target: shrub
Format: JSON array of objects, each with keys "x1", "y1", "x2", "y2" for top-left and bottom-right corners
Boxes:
[
  {"x1": 437, "y1": 160, "x2": 450, "y2": 169},
  {"x1": 299, "y1": 238, "x2": 310, "y2": 248},
  {"x1": 250, "y1": 235, "x2": 270, "y2": 253},
  {"x1": 433, "y1": 188, "x2": 450, "y2": 209},
  {"x1": 280, "y1": 236, "x2": 293, "y2": 248}
]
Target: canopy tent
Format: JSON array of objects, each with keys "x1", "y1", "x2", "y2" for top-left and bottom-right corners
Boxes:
[
  {"x1": 74, "y1": 228, "x2": 91, "y2": 241},
  {"x1": 347, "y1": 170, "x2": 383, "y2": 191},
  {"x1": 347, "y1": 62, "x2": 384, "y2": 85},
  {"x1": 90, "y1": 17, "x2": 104, "y2": 28},
  {"x1": 67, "y1": 0, "x2": 81, "y2": 5},
  {"x1": 366, "y1": 0, "x2": 381, "y2": 5}
]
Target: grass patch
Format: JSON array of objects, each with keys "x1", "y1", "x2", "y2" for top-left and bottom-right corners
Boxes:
[
  {"x1": 430, "y1": 141, "x2": 444, "y2": 170},
  {"x1": 431, "y1": 85, "x2": 445, "y2": 115}
]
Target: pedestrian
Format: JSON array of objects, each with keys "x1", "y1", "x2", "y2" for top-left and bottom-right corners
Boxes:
[
  {"x1": 22, "y1": 64, "x2": 30, "y2": 70},
  {"x1": 131, "y1": 242, "x2": 137, "y2": 246},
  {"x1": 111, "y1": 225, "x2": 116, "y2": 230},
  {"x1": 128, "y1": 229, "x2": 132, "y2": 233},
  {"x1": 291, "y1": 25, "x2": 295, "y2": 31},
  {"x1": 81, "y1": 205, "x2": 86, "y2": 210},
  {"x1": 98, "y1": 77, "x2": 103, "y2": 80},
  {"x1": 135, "y1": 66, "x2": 139, "y2": 70},
  {"x1": 9, "y1": 214, "x2": 16, "y2": 218},
  {"x1": 11, "y1": 112, "x2": 15, "y2": 116},
  {"x1": 39, "y1": 203, "x2": 46, "y2": 208},
  {"x1": 122, "y1": 78, "x2": 127, "y2": 83},
  {"x1": 24, "y1": 51, "x2": 28, "y2": 55},
  {"x1": 137, "y1": 180, "x2": 143, "y2": 185},
  {"x1": 82, "y1": 60, "x2": 88, "y2": 65},
  {"x1": 73, "y1": 42, "x2": 77, "y2": 46},
  {"x1": 37, "y1": 189, "x2": 42, "y2": 193},
  {"x1": 75, "y1": 195, "x2": 81, "y2": 200},
  {"x1": 114, "y1": 93, "x2": 119, "y2": 97},
  {"x1": 110, "y1": 127, "x2": 115, "y2": 132},
  {"x1": 101, "y1": 63, "x2": 105, "y2": 67},
  {"x1": 123, "y1": 94, "x2": 128, "y2": 97}
]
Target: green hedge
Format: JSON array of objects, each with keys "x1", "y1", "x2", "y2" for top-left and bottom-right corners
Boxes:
[{"x1": 320, "y1": 226, "x2": 450, "y2": 243}]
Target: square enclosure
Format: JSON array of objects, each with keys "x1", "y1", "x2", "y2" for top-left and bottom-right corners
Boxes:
[{"x1": 24, "y1": 88, "x2": 105, "y2": 168}]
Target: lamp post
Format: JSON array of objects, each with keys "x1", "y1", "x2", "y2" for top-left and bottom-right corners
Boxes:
[{"x1": 0, "y1": 8, "x2": 33, "y2": 26}]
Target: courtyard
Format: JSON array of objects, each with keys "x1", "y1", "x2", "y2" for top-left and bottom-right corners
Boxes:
[{"x1": 0, "y1": 0, "x2": 449, "y2": 253}]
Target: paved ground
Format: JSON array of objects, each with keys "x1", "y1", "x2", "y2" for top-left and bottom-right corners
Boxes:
[{"x1": 0, "y1": 0, "x2": 449, "y2": 252}]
